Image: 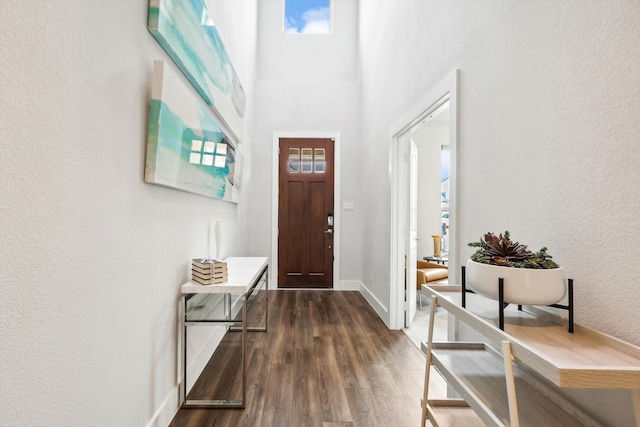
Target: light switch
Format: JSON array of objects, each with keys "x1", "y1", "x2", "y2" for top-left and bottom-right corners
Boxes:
[{"x1": 343, "y1": 202, "x2": 354, "y2": 211}]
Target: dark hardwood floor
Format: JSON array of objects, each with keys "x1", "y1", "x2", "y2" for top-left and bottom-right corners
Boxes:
[{"x1": 170, "y1": 290, "x2": 445, "y2": 427}]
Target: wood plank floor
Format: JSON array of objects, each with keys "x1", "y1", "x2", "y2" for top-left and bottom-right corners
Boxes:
[{"x1": 170, "y1": 290, "x2": 446, "y2": 427}]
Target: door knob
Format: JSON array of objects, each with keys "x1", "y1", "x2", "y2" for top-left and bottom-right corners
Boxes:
[{"x1": 324, "y1": 229, "x2": 333, "y2": 234}]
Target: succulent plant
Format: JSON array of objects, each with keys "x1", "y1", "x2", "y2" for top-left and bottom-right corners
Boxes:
[{"x1": 468, "y1": 231, "x2": 559, "y2": 269}]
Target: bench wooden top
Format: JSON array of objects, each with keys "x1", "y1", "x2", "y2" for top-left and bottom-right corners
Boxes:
[{"x1": 424, "y1": 285, "x2": 640, "y2": 389}]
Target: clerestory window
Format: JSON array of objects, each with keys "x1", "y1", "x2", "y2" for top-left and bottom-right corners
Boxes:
[{"x1": 284, "y1": 0, "x2": 332, "y2": 34}]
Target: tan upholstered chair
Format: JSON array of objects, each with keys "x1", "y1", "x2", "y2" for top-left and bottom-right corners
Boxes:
[{"x1": 416, "y1": 260, "x2": 448, "y2": 308}]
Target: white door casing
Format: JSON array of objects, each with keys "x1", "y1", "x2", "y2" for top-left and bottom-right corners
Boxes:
[
  {"x1": 389, "y1": 70, "x2": 459, "y2": 330},
  {"x1": 406, "y1": 140, "x2": 418, "y2": 327}
]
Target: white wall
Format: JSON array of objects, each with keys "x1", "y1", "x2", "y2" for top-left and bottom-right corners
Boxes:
[
  {"x1": 358, "y1": 1, "x2": 640, "y2": 425},
  {"x1": 3, "y1": 1, "x2": 639, "y2": 425},
  {"x1": 247, "y1": 0, "x2": 362, "y2": 288},
  {"x1": 257, "y1": 0, "x2": 358, "y2": 82},
  {"x1": 0, "y1": 1, "x2": 257, "y2": 426}
]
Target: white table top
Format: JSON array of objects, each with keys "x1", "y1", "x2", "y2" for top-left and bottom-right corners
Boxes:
[{"x1": 181, "y1": 257, "x2": 268, "y2": 295}]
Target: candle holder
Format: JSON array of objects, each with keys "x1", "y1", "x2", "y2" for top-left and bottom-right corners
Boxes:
[{"x1": 432, "y1": 235, "x2": 443, "y2": 258}]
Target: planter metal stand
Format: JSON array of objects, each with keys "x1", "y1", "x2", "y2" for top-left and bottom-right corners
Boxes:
[{"x1": 461, "y1": 265, "x2": 574, "y2": 333}]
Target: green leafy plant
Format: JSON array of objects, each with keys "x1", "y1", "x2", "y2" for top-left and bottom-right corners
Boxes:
[{"x1": 468, "y1": 231, "x2": 559, "y2": 269}]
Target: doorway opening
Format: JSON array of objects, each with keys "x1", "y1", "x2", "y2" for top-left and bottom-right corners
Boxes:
[{"x1": 389, "y1": 71, "x2": 459, "y2": 330}]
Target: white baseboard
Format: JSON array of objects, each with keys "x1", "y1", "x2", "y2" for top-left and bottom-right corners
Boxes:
[
  {"x1": 338, "y1": 280, "x2": 360, "y2": 291},
  {"x1": 145, "y1": 387, "x2": 178, "y2": 427},
  {"x1": 358, "y1": 282, "x2": 390, "y2": 326}
]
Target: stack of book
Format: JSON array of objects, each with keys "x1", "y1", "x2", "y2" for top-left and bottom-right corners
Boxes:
[{"x1": 191, "y1": 258, "x2": 228, "y2": 285}]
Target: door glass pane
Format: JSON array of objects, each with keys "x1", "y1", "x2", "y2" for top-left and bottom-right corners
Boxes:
[
  {"x1": 301, "y1": 160, "x2": 313, "y2": 173},
  {"x1": 289, "y1": 148, "x2": 300, "y2": 159},
  {"x1": 301, "y1": 148, "x2": 313, "y2": 160},
  {"x1": 288, "y1": 160, "x2": 300, "y2": 173}
]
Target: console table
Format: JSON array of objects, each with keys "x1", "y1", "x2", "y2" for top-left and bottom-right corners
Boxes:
[{"x1": 180, "y1": 256, "x2": 268, "y2": 408}]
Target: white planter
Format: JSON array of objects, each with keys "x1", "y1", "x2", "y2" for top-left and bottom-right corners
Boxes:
[{"x1": 465, "y1": 259, "x2": 566, "y2": 305}]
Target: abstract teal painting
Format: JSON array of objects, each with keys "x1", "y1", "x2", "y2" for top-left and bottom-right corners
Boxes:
[
  {"x1": 148, "y1": 0, "x2": 246, "y2": 143},
  {"x1": 145, "y1": 61, "x2": 239, "y2": 202}
]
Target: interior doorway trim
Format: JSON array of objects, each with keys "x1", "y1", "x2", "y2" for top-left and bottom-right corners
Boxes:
[
  {"x1": 388, "y1": 70, "x2": 460, "y2": 329},
  {"x1": 271, "y1": 131, "x2": 342, "y2": 289}
]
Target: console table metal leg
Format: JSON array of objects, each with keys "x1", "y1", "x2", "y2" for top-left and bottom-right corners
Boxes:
[
  {"x1": 263, "y1": 267, "x2": 269, "y2": 332},
  {"x1": 181, "y1": 295, "x2": 187, "y2": 407},
  {"x1": 242, "y1": 293, "x2": 247, "y2": 407}
]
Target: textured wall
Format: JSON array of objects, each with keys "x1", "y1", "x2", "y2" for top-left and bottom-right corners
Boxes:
[
  {"x1": 257, "y1": 0, "x2": 358, "y2": 82},
  {"x1": 0, "y1": 1, "x2": 257, "y2": 426},
  {"x1": 358, "y1": 1, "x2": 640, "y2": 425},
  {"x1": 2, "y1": 1, "x2": 638, "y2": 425}
]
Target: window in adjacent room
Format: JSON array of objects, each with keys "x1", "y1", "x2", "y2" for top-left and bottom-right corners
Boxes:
[{"x1": 284, "y1": 0, "x2": 332, "y2": 34}]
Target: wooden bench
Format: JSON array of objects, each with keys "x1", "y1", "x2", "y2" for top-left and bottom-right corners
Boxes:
[{"x1": 420, "y1": 285, "x2": 640, "y2": 427}]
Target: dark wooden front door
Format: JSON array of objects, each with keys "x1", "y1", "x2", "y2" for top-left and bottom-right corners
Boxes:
[{"x1": 278, "y1": 138, "x2": 334, "y2": 288}]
